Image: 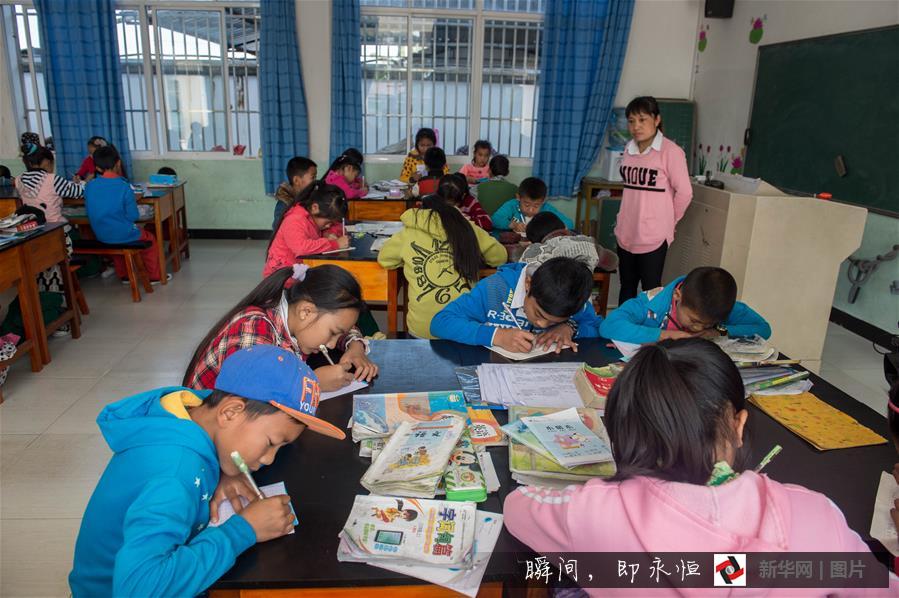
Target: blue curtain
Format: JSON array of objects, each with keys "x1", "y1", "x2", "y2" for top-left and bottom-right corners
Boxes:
[
  {"x1": 260, "y1": 0, "x2": 310, "y2": 194},
  {"x1": 33, "y1": 0, "x2": 132, "y2": 178},
  {"x1": 330, "y1": 0, "x2": 363, "y2": 163},
  {"x1": 533, "y1": 0, "x2": 635, "y2": 197}
]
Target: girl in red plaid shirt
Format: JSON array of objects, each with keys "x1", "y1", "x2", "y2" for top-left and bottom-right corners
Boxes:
[{"x1": 183, "y1": 264, "x2": 378, "y2": 391}]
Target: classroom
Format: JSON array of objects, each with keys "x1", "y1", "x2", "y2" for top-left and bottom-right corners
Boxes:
[{"x1": 1, "y1": 0, "x2": 898, "y2": 595}]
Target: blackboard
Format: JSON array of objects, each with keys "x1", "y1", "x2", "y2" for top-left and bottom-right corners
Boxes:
[
  {"x1": 744, "y1": 26, "x2": 899, "y2": 216},
  {"x1": 658, "y1": 99, "x2": 696, "y2": 174}
]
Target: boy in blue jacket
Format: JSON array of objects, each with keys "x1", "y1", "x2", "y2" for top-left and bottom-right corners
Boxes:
[
  {"x1": 84, "y1": 145, "x2": 165, "y2": 282},
  {"x1": 430, "y1": 255, "x2": 601, "y2": 354},
  {"x1": 491, "y1": 176, "x2": 574, "y2": 233},
  {"x1": 69, "y1": 346, "x2": 345, "y2": 597},
  {"x1": 600, "y1": 266, "x2": 771, "y2": 344}
]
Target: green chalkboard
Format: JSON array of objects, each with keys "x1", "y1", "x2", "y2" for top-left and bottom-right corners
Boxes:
[
  {"x1": 744, "y1": 26, "x2": 899, "y2": 216},
  {"x1": 657, "y1": 100, "x2": 696, "y2": 174}
]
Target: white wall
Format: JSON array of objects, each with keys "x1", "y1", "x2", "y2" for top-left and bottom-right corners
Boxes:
[
  {"x1": 615, "y1": 0, "x2": 701, "y2": 105},
  {"x1": 296, "y1": 0, "x2": 332, "y2": 167}
]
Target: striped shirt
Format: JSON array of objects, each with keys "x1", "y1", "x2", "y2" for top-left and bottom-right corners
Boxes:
[{"x1": 17, "y1": 170, "x2": 83, "y2": 199}]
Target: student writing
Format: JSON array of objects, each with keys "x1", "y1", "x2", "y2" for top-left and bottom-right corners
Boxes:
[
  {"x1": 184, "y1": 264, "x2": 377, "y2": 392},
  {"x1": 69, "y1": 346, "x2": 345, "y2": 597},
  {"x1": 503, "y1": 338, "x2": 897, "y2": 596},
  {"x1": 600, "y1": 266, "x2": 770, "y2": 344},
  {"x1": 273, "y1": 156, "x2": 317, "y2": 230},
  {"x1": 378, "y1": 175, "x2": 507, "y2": 338},
  {"x1": 264, "y1": 182, "x2": 349, "y2": 278},
  {"x1": 491, "y1": 176, "x2": 573, "y2": 233}
]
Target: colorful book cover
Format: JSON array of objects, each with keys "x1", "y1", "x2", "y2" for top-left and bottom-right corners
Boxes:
[
  {"x1": 352, "y1": 391, "x2": 467, "y2": 442},
  {"x1": 521, "y1": 407, "x2": 614, "y2": 467},
  {"x1": 339, "y1": 495, "x2": 477, "y2": 568},
  {"x1": 466, "y1": 407, "x2": 506, "y2": 446},
  {"x1": 443, "y1": 430, "x2": 487, "y2": 503},
  {"x1": 574, "y1": 363, "x2": 622, "y2": 412},
  {"x1": 507, "y1": 406, "x2": 616, "y2": 480}
]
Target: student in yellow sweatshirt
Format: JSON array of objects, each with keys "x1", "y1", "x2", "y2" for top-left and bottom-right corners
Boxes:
[{"x1": 378, "y1": 175, "x2": 507, "y2": 338}]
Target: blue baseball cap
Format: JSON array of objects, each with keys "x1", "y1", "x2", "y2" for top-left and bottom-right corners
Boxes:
[{"x1": 214, "y1": 345, "x2": 345, "y2": 440}]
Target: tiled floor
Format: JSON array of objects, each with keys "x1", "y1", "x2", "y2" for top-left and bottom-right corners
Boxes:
[{"x1": 0, "y1": 239, "x2": 892, "y2": 596}]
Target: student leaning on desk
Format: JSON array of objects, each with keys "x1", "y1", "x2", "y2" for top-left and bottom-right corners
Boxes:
[
  {"x1": 69, "y1": 346, "x2": 345, "y2": 598},
  {"x1": 430, "y1": 239, "x2": 603, "y2": 353},
  {"x1": 600, "y1": 266, "x2": 771, "y2": 344},
  {"x1": 183, "y1": 264, "x2": 377, "y2": 392}
]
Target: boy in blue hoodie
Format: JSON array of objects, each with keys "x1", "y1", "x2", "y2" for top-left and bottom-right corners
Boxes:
[
  {"x1": 69, "y1": 345, "x2": 345, "y2": 597},
  {"x1": 600, "y1": 266, "x2": 771, "y2": 344},
  {"x1": 430, "y1": 254, "x2": 602, "y2": 354},
  {"x1": 491, "y1": 176, "x2": 574, "y2": 233}
]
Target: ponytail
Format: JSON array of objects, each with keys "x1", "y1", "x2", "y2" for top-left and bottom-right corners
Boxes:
[
  {"x1": 605, "y1": 338, "x2": 748, "y2": 484},
  {"x1": 267, "y1": 181, "x2": 348, "y2": 255},
  {"x1": 182, "y1": 264, "x2": 365, "y2": 386},
  {"x1": 420, "y1": 175, "x2": 481, "y2": 284},
  {"x1": 889, "y1": 380, "x2": 899, "y2": 445}
]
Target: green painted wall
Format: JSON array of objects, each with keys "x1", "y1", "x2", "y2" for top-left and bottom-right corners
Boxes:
[{"x1": 832, "y1": 212, "x2": 899, "y2": 334}]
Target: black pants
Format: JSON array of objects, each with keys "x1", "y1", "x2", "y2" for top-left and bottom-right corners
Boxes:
[{"x1": 617, "y1": 241, "x2": 668, "y2": 305}]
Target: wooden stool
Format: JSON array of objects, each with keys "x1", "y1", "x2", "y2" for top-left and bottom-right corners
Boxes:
[
  {"x1": 68, "y1": 264, "x2": 90, "y2": 315},
  {"x1": 73, "y1": 240, "x2": 154, "y2": 302}
]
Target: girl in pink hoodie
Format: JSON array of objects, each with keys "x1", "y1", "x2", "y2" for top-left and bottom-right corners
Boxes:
[
  {"x1": 504, "y1": 338, "x2": 896, "y2": 596},
  {"x1": 615, "y1": 96, "x2": 692, "y2": 306},
  {"x1": 323, "y1": 150, "x2": 368, "y2": 199},
  {"x1": 264, "y1": 182, "x2": 349, "y2": 278}
]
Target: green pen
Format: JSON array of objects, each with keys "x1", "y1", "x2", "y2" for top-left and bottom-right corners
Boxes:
[
  {"x1": 230, "y1": 451, "x2": 265, "y2": 500},
  {"x1": 754, "y1": 445, "x2": 782, "y2": 473},
  {"x1": 746, "y1": 371, "x2": 809, "y2": 393}
]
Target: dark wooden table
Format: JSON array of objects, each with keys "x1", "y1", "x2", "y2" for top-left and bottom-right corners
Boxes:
[{"x1": 212, "y1": 338, "x2": 895, "y2": 596}]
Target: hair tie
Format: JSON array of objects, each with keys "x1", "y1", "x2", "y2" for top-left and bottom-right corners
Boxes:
[
  {"x1": 889, "y1": 400, "x2": 899, "y2": 415},
  {"x1": 292, "y1": 263, "x2": 310, "y2": 282},
  {"x1": 26, "y1": 143, "x2": 38, "y2": 156}
]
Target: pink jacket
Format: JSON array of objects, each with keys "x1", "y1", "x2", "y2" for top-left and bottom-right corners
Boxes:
[
  {"x1": 614, "y1": 136, "x2": 692, "y2": 254},
  {"x1": 459, "y1": 162, "x2": 490, "y2": 181},
  {"x1": 264, "y1": 204, "x2": 338, "y2": 277},
  {"x1": 324, "y1": 170, "x2": 366, "y2": 199},
  {"x1": 504, "y1": 471, "x2": 897, "y2": 596}
]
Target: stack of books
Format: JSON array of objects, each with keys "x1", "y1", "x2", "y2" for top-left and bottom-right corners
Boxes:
[
  {"x1": 360, "y1": 416, "x2": 465, "y2": 497},
  {"x1": 502, "y1": 406, "x2": 616, "y2": 486},
  {"x1": 338, "y1": 495, "x2": 502, "y2": 597},
  {"x1": 351, "y1": 391, "x2": 468, "y2": 443},
  {"x1": 740, "y1": 366, "x2": 810, "y2": 395},
  {"x1": 715, "y1": 335, "x2": 776, "y2": 362}
]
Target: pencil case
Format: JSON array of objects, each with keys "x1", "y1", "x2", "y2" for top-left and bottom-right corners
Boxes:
[{"x1": 443, "y1": 430, "x2": 487, "y2": 502}]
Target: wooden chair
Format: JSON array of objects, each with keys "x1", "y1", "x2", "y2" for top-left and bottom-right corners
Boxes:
[
  {"x1": 476, "y1": 180, "x2": 518, "y2": 215},
  {"x1": 68, "y1": 263, "x2": 90, "y2": 315},
  {"x1": 73, "y1": 240, "x2": 153, "y2": 302}
]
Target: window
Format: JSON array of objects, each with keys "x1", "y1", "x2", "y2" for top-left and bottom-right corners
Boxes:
[
  {"x1": 361, "y1": 0, "x2": 543, "y2": 158},
  {"x1": 0, "y1": 3, "x2": 51, "y2": 141},
  {"x1": 1, "y1": 2, "x2": 259, "y2": 156}
]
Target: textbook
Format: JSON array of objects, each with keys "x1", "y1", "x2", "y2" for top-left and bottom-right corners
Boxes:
[
  {"x1": 338, "y1": 495, "x2": 477, "y2": 569},
  {"x1": 466, "y1": 407, "x2": 506, "y2": 446},
  {"x1": 507, "y1": 406, "x2": 616, "y2": 481},
  {"x1": 476, "y1": 363, "x2": 584, "y2": 409},
  {"x1": 352, "y1": 391, "x2": 468, "y2": 442},
  {"x1": 443, "y1": 430, "x2": 487, "y2": 502},
  {"x1": 361, "y1": 416, "x2": 465, "y2": 497},
  {"x1": 520, "y1": 407, "x2": 613, "y2": 468}
]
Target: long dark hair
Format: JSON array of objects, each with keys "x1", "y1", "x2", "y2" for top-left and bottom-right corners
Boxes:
[
  {"x1": 605, "y1": 338, "x2": 748, "y2": 484},
  {"x1": 268, "y1": 181, "x2": 348, "y2": 255},
  {"x1": 183, "y1": 265, "x2": 365, "y2": 386},
  {"x1": 420, "y1": 175, "x2": 480, "y2": 284},
  {"x1": 327, "y1": 151, "x2": 362, "y2": 176}
]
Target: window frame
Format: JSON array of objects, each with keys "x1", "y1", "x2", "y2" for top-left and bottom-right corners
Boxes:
[
  {"x1": 360, "y1": 1, "x2": 542, "y2": 164},
  {"x1": 0, "y1": 0, "x2": 261, "y2": 160}
]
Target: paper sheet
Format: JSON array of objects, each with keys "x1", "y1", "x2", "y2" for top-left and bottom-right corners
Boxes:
[
  {"x1": 368, "y1": 511, "x2": 503, "y2": 598},
  {"x1": 488, "y1": 342, "x2": 569, "y2": 361},
  {"x1": 870, "y1": 471, "x2": 899, "y2": 556},
  {"x1": 749, "y1": 392, "x2": 887, "y2": 450},
  {"x1": 476, "y1": 448, "x2": 501, "y2": 493},
  {"x1": 321, "y1": 379, "x2": 369, "y2": 401},
  {"x1": 611, "y1": 340, "x2": 641, "y2": 361},
  {"x1": 370, "y1": 237, "x2": 387, "y2": 252},
  {"x1": 476, "y1": 363, "x2": 584, "y2": 409},
  {"x1": 209, "y1": 481, "x2": 296, "y2": 533}
]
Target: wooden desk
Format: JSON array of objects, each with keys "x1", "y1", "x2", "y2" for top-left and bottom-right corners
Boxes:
[
  {"x1": 575, "y1": 177, "x2": 623, "y2": 238},
  {"x1": 0, "y1": 222, "x2": 80, "y2": 370},
  {"x1": 142, "y1": 183, "x2": 188, "y2": 272},
  {"x1": 0, "y1": 238, "x2": 43, "y2": 375},
  {"x1": 0, "y1": 191, "x2": 20, "y2": 218},
  {"x1": 211, "y1": 338, "x2": 895, "y2": 596},
  {"x1": 299, "y1": 234, "x2": 401, "y2": 333},
  {"x1": 348, "y1": 198, "x2": 414, "y2": 222}
]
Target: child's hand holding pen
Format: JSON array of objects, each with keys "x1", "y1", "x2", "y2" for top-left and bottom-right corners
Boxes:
[
  {"x1": 210, "y1": 473, "x2": 262, "y2": 523},
  {"x1": 493, "y1": 328, "x2": 536, "y2": 353}
]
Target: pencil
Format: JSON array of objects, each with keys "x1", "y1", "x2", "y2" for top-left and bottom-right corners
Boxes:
[
  {"x1": 319, "y1": 344, "x2": 336, "y2": 365},
  {"x1": 754, "y1": 445, "x2": 782, "y2": 473},
  {"x1": 502, "y1": 303, "x2": 524, "y2": 330},
  {"x1": 736, "y1": 359, "x2": 801, "y2": 368},
  {"x1": 230, "y1": 451, "x2": 265, "y2": 500},
  {"x1": 746, "y1": 371, "x2": 810, "y2": 393}
]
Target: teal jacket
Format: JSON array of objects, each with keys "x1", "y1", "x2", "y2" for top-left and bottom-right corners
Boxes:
[
  {"x1": 491, "y1": 198, "x2": 574, "y2": 231},
  {"x1": 600, "y1": 276, "x2": 771, "y2": 344},
  {"x1": 69, "y1": 387, "x2": 256, "y2": 597}
]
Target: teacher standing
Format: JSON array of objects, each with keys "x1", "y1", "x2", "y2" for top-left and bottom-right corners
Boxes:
[{"x1": 614, "y1": 96, "x2": 692, "y2": 305}]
